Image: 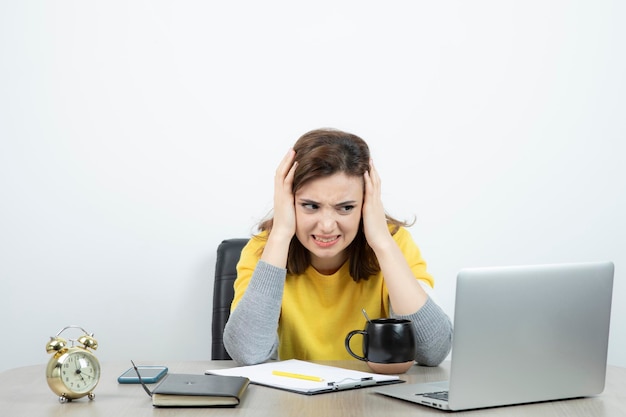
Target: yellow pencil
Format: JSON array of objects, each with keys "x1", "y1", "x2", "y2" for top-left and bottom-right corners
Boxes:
[{"x1": 271, "y1": 370, "x2": 325, "y2": 382}]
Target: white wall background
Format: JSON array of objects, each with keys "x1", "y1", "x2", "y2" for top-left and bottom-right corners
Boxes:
[{"x1": 1, "y1": 1, "x2": 624, "y2": 373}]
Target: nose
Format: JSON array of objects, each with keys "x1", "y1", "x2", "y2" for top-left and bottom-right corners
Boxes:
[{"x1": 318, "y1": 209, "x2": 337, "y2": 233}]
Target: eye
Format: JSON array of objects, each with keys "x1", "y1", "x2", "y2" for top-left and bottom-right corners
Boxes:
[
  {"x1": 339, "y1": 205, "x2": 355, "y2": 213},
  {"x1": 301, "y1": 202, "x2": 319, "y2": 210}
]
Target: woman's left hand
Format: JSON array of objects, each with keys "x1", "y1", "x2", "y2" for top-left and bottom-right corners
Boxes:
[
  {"x1": 363, "y1": 159, "x2": 429, "y2": 315},
  {"x1": 362, "y1": 159, "x2": 393, "y2": 250}
]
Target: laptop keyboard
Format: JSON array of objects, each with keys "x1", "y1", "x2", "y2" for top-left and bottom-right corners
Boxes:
[{"x1": 421, "y1": 391, "x2": 449, "y2": 401}]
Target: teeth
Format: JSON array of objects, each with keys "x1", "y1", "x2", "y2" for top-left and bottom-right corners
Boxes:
[{"x1": 315, "y1": 236, "x2": 336, "y2": 243}]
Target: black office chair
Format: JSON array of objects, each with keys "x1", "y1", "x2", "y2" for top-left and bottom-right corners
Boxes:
[{"x1": 211, "y1": 238, "x2": 249, "y2": 360}]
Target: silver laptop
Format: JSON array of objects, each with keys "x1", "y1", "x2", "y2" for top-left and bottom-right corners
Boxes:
[{"x1": 376, "y1": 261, "x2": 614, "y2": 411}]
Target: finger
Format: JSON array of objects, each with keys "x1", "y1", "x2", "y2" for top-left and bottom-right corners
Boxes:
[
  {"x1": 368, "y1": 158, "x2": 381, "y2": 186},
  {"x1": 276, "y1": 148, "x2": 296, "y2": 177},
  {"x1": 284, "y1": 160, "x2": 298, "y2": 187}
]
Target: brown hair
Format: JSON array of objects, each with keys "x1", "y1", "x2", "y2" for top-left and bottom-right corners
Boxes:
[{"x1": 257, "y1": 128, "x2": 410, "y2": 281}]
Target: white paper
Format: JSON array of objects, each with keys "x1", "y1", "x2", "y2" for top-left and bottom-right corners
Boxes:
[{"x1": 206, "y1": 359, "x2": 400, "y2": 394}]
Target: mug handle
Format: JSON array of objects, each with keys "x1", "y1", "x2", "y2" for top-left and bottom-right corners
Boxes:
[{"x1": 345, "y1": 330, "x2": 367, "y2": 361}]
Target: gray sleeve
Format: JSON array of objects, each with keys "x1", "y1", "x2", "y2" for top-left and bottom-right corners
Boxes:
[
  {"x1": 223, "y1": 260, "x2": 286, "y2": 365},
  {"x1": 392, "y1": 297, "x2": 453, "y2": 366}
]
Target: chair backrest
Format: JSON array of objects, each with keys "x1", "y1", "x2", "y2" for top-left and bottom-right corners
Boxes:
[{"x1": 211, "y1": 238, "x2": 249, "y2": 360}]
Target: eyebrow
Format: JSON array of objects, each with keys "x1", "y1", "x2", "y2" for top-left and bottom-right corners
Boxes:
[{"x1": 298, "y1": 198, "x2": 358, "y2": 207}]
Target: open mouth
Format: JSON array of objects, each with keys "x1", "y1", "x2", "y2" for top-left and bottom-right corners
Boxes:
[{"x1": 313, "y1": 235, "x2": 340, "y2": 246}]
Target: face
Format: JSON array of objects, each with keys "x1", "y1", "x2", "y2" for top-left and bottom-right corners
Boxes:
[
  {"x1": 294, "y1": 172, "x2": 363, "y2": 274},
  {"x1": 61, "y1": 351, "x2": 100, "y2": 393}
]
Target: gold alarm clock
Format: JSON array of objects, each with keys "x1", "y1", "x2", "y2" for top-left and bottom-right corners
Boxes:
[{"x1": 45, "y1": 325, "x2": 101, "y2": 403}]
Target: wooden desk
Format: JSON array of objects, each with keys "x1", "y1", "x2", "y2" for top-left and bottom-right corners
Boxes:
[{"x1": 1, "y1": 360, "x2": 625, "y2": 416}]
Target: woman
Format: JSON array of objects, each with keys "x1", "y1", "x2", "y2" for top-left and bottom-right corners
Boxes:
[{"x1": 223, "y1": 128, "x2": 452, "y2": 366}]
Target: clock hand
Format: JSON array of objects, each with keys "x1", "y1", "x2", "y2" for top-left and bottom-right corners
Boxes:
[
  {"x1": 81, "y1": 370, "x2": 95, "y2": 379},
  {"x1": 73, "y1": 356, "x2": 88, "y2": 382}
]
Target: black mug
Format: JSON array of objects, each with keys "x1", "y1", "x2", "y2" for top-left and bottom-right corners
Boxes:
[{"x1": 345, "y1": 318, "x2": 417, "y2": 374}]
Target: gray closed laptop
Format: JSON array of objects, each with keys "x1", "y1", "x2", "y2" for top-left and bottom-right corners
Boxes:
[{"x1": 376, "y1": 261, "x2": 614, "y2": 411}]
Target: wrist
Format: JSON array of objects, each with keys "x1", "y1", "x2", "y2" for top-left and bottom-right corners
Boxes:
[
  {"x1": 267, "y1": 227, "x2": 294, "y2": 245},
  {"x1": 261, "y1": 229, "x2": 293, "y2": 268},
  {"x1": 368, "y1": 232, "x2": 396, "y2": 253}
]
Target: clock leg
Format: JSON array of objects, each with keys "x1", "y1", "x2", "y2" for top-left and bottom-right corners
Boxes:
[{"x1": 88, "y1": 392, "x2": 95, "y2": 400}]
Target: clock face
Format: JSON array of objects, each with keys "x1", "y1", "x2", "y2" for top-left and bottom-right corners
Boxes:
[{"x1": 58, "y1": 349, "x2": 101, "y2": 394}]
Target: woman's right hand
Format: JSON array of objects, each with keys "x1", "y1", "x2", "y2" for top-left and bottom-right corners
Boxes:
[{"x1": 268, "y1": 148, "x2": 298, "y2": 243}]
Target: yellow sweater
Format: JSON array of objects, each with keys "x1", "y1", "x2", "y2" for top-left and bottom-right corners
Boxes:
[{"x1": 231, "y1": 226, "x2": 434, "y2": 361}]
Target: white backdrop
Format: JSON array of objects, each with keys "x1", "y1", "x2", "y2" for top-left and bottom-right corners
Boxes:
[{"x1": 1, "y1": 1, "x2": 624, "y2": 373}]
